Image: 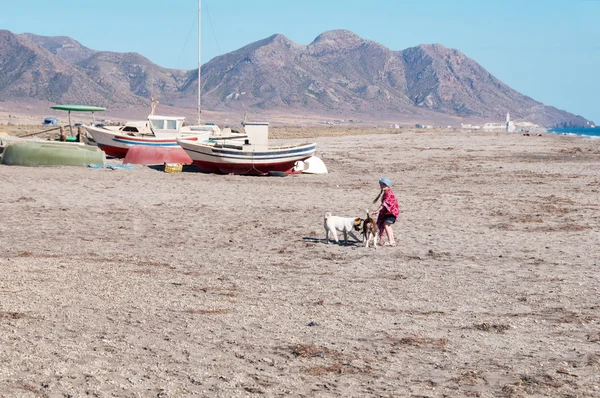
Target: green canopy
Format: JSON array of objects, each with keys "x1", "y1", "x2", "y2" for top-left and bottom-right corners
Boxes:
[
  {"x1": 50, "y1": 104, "x2": 106, "y2": 135},
  {"x1": 51, "y1": 105, "x2": 106, "y2": 112}
]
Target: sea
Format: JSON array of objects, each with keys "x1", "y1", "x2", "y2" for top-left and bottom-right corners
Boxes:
[{"x1": 547, "y1": 128, "x2": 600, "y2": 138}]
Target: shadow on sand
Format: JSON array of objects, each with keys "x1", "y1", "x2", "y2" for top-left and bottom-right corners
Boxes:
[{"x1": 302, "y1": 237, "x2": 361, "y2": 246}]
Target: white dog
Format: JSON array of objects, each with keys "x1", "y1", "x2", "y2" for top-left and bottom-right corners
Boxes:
[{"x1": 324, "y1": 212, "x2": 363, "y2": 245}]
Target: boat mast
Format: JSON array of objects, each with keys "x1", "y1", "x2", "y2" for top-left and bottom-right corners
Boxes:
[{"x1": 197, "y1": 0, "x2": 201, "y2": 125}]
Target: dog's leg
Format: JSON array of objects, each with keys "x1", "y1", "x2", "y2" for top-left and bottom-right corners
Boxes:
[
  {"x1": 331, "y1": 229, "x2": 339, "y2": 245},
  {"x1": 349, "y1": 231, "x2": 360, "y2": 243},
  {"x1": 325, "y1": 228, "x2": 330, "y2": 244},
  {"x1": 373, "y1": 233, "x2": 378, "y2": 249},
  {"x1": 343, "y1": 230, "x2": 348, "y2": 245}
]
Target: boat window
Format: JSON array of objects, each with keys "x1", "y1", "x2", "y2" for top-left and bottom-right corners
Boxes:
[
  {"x1": 151, "y1": 119, "x2": 165, "y2": 130},
  {"x1": 166, "y1": 119, "x2": 177, "y2": 130}
]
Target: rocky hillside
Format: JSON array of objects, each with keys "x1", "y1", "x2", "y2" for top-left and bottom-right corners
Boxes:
[
  {"x1": 22, "y1": 33, "x2": 97, "y2": 64},
  {"x1": 197, "y1": 31, "x2": 589, "y2": 127},
  {"x1": 0, "y1": 30, "x2": 141, "y2": 105},
  {"x1": 0, "y1": 29, "x2": 591, "y2": 127}
]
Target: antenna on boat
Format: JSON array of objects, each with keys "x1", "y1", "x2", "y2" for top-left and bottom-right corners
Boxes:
[
  {"x1": 197, "y1": 0, "x2": 202, "y2": 126},
  {"x1": 241, "y1": 102, "x2": 249, "y2": 124},
  {"x1": 150, "y1": 95, "x2": 159, "y2": 116}
]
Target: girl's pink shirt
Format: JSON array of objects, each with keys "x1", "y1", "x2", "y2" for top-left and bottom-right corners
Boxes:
[{"x1": 382, "y1": 189, "x2": 399, "y2": 217}]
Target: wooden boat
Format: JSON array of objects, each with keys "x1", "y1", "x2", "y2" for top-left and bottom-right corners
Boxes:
[
  {"x1": 0, "y1": 141, "x2": 105, "y2": 167},
  {"x1": 177, "y1": 122, "x2": 317, "y2": 175},
  {"x1": 122, "y1": 144, "x2": 194, "y2": 166},
  {"x1": 84, "y1": 115, "x2": 218, "y2": 158}
]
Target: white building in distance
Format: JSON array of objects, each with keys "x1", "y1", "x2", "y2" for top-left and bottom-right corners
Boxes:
[{"x1": 483, "y1": 112, "x2": 516, "y2": 132}]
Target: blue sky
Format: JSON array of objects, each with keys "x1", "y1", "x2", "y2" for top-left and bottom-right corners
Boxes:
[{"x1": 2, "y1": 0, "x2": 599, "y2": 123}]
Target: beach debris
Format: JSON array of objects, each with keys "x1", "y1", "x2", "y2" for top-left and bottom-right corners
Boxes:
[
  {"x1": 291, "y1": 344, "x2": 332, "y2": 358},
  {"x1": 185, "y1": 309, "x2": 230, "y2": 315},
  {"x1": 450, "y1": 370, "x2": 486, "y2": 386},
  {"x1": 267, "y1": 170, "x2": 287, "y2": 177},
  {"x1": 307, "y1": 321, "x2": 319, "y2": 327},
  {"x1": 587, "y1": 332, "x2": 600, "y2": 342},
  {"x1": 556, "y1": 368, "x2": 579, "y2": 378},
  {"x1": 87, "y1": 163, "x2": 135, "y2": 170},
  {"x1": 473, "y1": 322, "x2": 510, "y2": 333},
  {"x1": 243, "y1": 386, "x2": 264, "y2": 394},
  {"x1": 517, "y1": 373, "x2": 564, "y2": 388},
  {"x1": 387, "y1": 335, "x2": 449, "y2": 349},
  {"x1": 289, "y1": 344, "x2": 371, "y2": 375},
  {"x1": 163, "y1": 163, "x2": 183, "y2": 173},
  {"x1": 307, "y1": 364, "x2": 343, "y2": 375},
  {"x1": 0, "y1": 311, "x2": 27, "y2": 319}
]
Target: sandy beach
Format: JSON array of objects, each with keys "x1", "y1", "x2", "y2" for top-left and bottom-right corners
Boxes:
[{"x1": 1, "y1": 128, "x2": 599, "y2": 397}]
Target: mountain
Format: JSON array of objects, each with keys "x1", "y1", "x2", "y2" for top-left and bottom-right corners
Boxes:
[
  {"x1": 0, "y1": 29, "x2": 592, "y2": 127},
  {"x1": 22, "y1": 33, "x2": 98, "y2": 64},
  {"x1": 196, "y1": 31, "x2": 589, "y2": 127},
  {"x1": 0, "y1": 30, "x2": 141, "y2": 106},
  {"x1": 76, "y1": 51, "x2": 188, "y2": 102}
]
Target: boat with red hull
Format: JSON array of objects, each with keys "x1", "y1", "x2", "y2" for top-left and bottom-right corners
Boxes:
[
  {"x1": 85, "y1": 115, "x2": 217, "y2": 158},
  {"x1": 177, "y1": 122, "x2": 317, "y2": 175}
]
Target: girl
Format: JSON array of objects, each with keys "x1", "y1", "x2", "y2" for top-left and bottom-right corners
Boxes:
[{"x1": 372, "y1": 177, "x2": 399, "y2": 246}]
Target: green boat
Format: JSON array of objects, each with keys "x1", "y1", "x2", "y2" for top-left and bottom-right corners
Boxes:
[{"x1": 0, "y1": 141, "x2": 105, "y2": 167}]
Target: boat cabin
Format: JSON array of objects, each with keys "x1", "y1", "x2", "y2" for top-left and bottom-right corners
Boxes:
[
  {"x1": 148, "y1": 115, "x2": 185, "y2": 138},
  {"x1": 242, "y1": 122, "x2": 269, "y2": 150},
  {"x1": 119, "y1": 120, "x2": 152, "y2": 134}
]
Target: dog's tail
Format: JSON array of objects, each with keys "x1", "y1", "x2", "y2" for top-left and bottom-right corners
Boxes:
[
  {"x1": 324, "y1": 212, "x2": 331, "y2": 221},
  {"x1": 365, "y1": 208, "x2": 371, "y2": 218}
]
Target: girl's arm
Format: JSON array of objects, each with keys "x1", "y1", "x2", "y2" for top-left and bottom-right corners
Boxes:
[{"x1": 372, "y1": 190, "x2": 387, "y2": 214}]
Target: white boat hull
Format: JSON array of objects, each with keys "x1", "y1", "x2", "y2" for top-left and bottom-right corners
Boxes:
[
  {"x1": 177, "y1": 139, "x2": 317, "y2": 175},
  {"x1": 85, "y1": 125, "x2": 210, "y2": 158}
]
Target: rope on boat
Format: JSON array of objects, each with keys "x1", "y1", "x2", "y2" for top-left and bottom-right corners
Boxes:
[{"x1": 239, "y1": 146, "x2": 267, "y2": 175}]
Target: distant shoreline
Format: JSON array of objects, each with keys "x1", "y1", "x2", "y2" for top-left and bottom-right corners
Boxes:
[{"x1": 2, "y1": 123, "x2": 599, "y2": 143}]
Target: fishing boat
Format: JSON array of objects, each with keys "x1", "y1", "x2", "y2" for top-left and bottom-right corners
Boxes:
[
  {"x1": 177, "y1": 122, "x2": 317, "y2": 175},
  {"x1": 0, "y1": 141, "x2": 105, "y2": 167},
  {"x1": 84, "y1": 115, "x2": 217, "y2": 158}
]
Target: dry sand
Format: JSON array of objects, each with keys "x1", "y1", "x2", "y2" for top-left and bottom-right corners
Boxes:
[{"x1": 1, "y1": 128, "x2": 599, "y2": 397}]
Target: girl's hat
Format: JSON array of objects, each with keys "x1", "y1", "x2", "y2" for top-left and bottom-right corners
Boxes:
[{"x1": 379, "y1": 177, "x2": 392, "y2": 187}]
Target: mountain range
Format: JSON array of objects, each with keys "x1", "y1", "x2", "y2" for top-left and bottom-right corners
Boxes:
[{"x1": 0, "y1": 29, "x2": 592, "y2": 127}]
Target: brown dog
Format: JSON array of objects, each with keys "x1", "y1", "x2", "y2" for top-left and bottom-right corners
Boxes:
[{"x1": 362, "y1": 209, "x2": 378, "y2": 248}]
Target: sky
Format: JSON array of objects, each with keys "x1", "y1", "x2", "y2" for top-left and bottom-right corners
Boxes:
[{"x1": 2, "y1": 0, "x2": 599, "y2": 124}]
